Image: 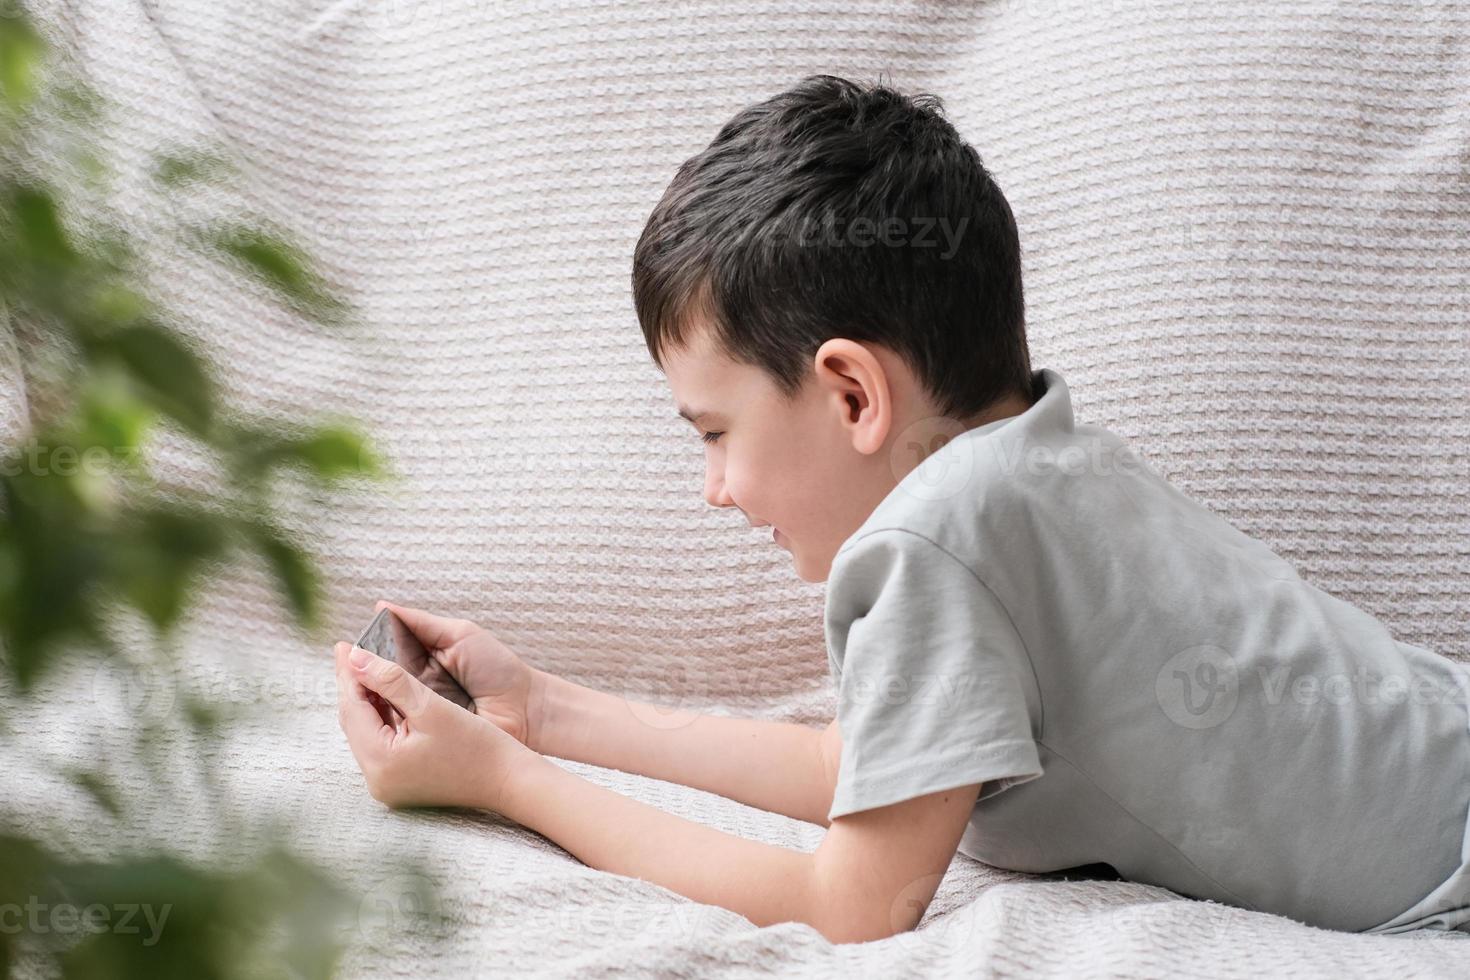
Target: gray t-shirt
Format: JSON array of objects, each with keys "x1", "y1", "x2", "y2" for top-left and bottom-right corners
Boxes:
[{"x1": 823, "y1": 367, "x2": 1470, "y2": 934}]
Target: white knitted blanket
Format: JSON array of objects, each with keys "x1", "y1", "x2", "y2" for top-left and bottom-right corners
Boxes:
[{"x1": 4, "y1": 0, "x2": 1469, "y2": 976}]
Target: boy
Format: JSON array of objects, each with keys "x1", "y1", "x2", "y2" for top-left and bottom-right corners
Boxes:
[{"x1": 334, "y1": 74, "x2": 1470, "y2": 941}]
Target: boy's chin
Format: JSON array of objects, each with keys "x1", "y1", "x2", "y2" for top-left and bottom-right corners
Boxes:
[{"x1": 788, "y1": 548, "x2": 832, "y2": 585}]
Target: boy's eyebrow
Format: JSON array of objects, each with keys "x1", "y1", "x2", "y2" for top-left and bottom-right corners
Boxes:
[{"x1": 677, "y1": 405, "x2": 725, "y2": 424}]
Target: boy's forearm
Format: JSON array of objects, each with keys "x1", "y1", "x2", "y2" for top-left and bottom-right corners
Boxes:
[
  {"x1": 500, "y1": 752, "x2": 822, "y2": 933},
  {"x1": 529, "y1": 670, "x2": 833, "y2": 826}
]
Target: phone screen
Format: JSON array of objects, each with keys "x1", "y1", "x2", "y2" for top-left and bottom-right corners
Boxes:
[{"x1": 353, "y1": 608, "x2": 476, "y2": 712}]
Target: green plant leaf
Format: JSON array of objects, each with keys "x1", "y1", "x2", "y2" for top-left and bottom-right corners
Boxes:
[
  {"x1": 86, "y1": 283, "x2": 150, "y2": 328},
  {"x1": 112, "y1": 506, "x2": 228, "y2": 630},
  {"x1": 77, "y1": 367, "x2": 157, "y2": 460},
  {"x1": 207, "y1": 224, "x2": 347, "y2": 324},
  {"x1": 252, "y1": 425, "x2": 382, "y2": 483},
  {"x1": 244, "y1": 519, "x2": 319, "y2": 628},
  {"x1": 41, "y1": 847, "x2": 350, "y2": 980},
  {"x1": 289, "y1": 426, "x2": 381, "y2": 480},
  {"x1": 181, "y1": 693, "x2": 222, "y2": 732},
  {"x1": 0, "y1": 469, "x2": 107, "y2": 688},
  {"x1": 100, "y1": 322, "x2": 216, "y2": 439},
  {"x1": 11, "y1": 185, "x2": 74, "y2": 266},
  {"x1": 153, "y1": 149, "x2": 236, "y2": 188},
  {"x1": 66, "y1": 767, "x2": 123, "y2": 818},
  {"x1": 0, "y1": 16, "x2": 42, "y2": 112}
]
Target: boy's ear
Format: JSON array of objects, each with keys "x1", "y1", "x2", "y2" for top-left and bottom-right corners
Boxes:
[{"x1": 812, "y1": 338, "x2": 892, "y2": 456}]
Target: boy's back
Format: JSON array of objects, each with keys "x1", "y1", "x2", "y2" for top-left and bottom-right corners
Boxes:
[{"x1": 824, "y1": 366, "x2": 1470, "y2": 933}]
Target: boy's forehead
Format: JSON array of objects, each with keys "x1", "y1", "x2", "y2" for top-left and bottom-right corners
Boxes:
[
  {"x1": 664, "y1": 320, "x2": 723, "y2": 369},
  {"x1": 664, "y1": 328, "x2": 737, "y2": 402}
]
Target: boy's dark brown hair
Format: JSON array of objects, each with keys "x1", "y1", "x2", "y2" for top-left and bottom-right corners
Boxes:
[{"x1": 632, "y1": 73, "x2": 1032, "y2": 422}]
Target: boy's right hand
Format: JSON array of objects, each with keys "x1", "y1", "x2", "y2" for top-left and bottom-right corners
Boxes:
[{"x1": 373, "y1": 599, "x2": 543, "y2": 751}]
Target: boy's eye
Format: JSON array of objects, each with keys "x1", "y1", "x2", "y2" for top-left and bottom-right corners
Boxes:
[{"x1": 701, "y1": 431, "x2": 723, "y2": 445}]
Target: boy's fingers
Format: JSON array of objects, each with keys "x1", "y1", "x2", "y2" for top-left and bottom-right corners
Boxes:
[
  {"x1": 377, "y1": 600, "x2": 476, "y2": 649},
  {"x1": 340, "y1": 687, "x2": 388, "y2": 742},
  {"x1": 350, "y1": 646, "x2": 434, "y2": 721},
  {"x1": 334, "y1": 642, "x2": 370, "y2": 696},
  {"x1": 335, "y1": 644, "x2": 392, "y2": 748},
  {"x1": 333, "y1": 642, "x2": 356, "y2": 691}
]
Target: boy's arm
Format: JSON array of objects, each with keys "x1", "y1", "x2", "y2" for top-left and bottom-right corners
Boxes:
[
  {"x1": 530, "y1": 669, "x2": 842, "y2": 826},
  {"x1": 339, "y1": 643, "x2": 974, "y2": 941},
  {"x1": 500, "y1": 749, "x2": 981, "y2": 944}
]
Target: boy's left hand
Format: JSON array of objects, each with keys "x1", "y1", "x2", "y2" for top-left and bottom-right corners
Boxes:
[{"x1": 334, "y1": 641, "x2": 532, "y2": 812}]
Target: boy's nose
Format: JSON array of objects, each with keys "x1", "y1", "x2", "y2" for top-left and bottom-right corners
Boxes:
[{"x1": 704, "y1": 470, "x2": 734, "y2": 509}]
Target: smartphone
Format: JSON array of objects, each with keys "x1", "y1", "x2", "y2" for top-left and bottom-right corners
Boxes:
[{"x1": 353, "y1": 607, "x2": 476, "y2": 713}]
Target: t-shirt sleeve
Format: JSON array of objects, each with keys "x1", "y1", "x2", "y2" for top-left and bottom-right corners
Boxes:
[{"x1": 824, "y1": 529, "x2": 1044, "y2": 821}]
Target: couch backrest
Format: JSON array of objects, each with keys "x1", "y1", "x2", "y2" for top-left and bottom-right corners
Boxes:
[{"x1": 12, "y1": 1, "x2": 1467, "y2": 721}]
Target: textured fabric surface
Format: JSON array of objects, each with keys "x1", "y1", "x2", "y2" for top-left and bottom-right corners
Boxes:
[{"x1": 4, "y1": 0, "x2": 1469, "y2": 975}]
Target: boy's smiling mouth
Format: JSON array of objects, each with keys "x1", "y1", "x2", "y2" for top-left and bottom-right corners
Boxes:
[{"x1": 749, "y1": 519, "x2": 784, "y2": 543}]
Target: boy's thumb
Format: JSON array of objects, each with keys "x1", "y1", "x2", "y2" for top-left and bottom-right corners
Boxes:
[{"x1": 351, "y1": 647, "x2": 432, "y2": 720}]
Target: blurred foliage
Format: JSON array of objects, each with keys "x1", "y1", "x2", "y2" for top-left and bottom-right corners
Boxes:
[
  {"x1": 1, "y1": 836, "x2": 347, "y2": 980},
  {"x1": 0, "y1": 9, "x2": 400, "y2": 978}
]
